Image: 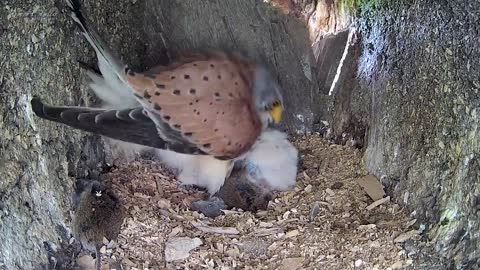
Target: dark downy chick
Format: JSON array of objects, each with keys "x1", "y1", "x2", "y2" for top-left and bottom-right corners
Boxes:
[
  {"x1": 191, "y1": 168, "x2": 272, "y2": 218},
  {"x1": 72, "y1": 180, "x2": 124, "y2": 270},
  {"x1": 215, "y1": 168, "x2": 272, "y2": 212}
]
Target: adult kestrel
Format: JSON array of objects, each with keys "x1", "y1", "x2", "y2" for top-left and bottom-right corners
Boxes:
[
  {"x1": 33, "y1": 0, "x2": 283, "y2": 159},
  {"x1": 32, "y1": 0, "x2": 288, "y2": 194}
]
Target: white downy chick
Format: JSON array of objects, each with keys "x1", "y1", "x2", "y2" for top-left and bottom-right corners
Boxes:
[
  {"x1": 158, "y1": 128, "x2": 298, "y2": 194},
  {"x1": 242, "y1": 129, "x2": 298, "y2": 191}
]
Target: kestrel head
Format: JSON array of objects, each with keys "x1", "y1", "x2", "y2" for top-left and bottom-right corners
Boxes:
[{"x1": 252, "y1": 66, "x2": 284, "y2": 127}]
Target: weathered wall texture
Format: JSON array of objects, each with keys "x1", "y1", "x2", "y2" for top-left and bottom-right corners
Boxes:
[
  {"x1": 0, "y1": 0, "x2": 320, "y2": 268},
  {"x1": 330, "y1": 0, "x2": 480, "y2": 268},
  {"x1": 0, "y1": 0, "x2": 147, "y2": 268},
  {"x1": 268, "y1": 0, "x2": 352, "y2": 41}
]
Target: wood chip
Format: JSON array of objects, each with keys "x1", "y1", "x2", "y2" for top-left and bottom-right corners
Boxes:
[
  {"x1": 366, "y1": 196, "x2": 390, "y2": 210},
  {"x1": 325, "y1": 188, "x2": 335, "y2": 196},
  {"x1": 252, "y1": 227, "x2": 284, "y2": 237},
  {"x1": 280, "y1": 257, "x2": 304, "y2": 270},
  {"x1": 277, "y1": 218, "x2": 299, "y2": 225},
  {"x1": 168, "y1": 226, "x2": 184, "y2": 237},
  {"x1": 106, "y1": 240, "x2": 117, "y2": 249},
  {"x1": 157, "y1": 198, "x2": 171, "y2": 209},
  {"x1": 285, "y1": 229, "x2": 300, "y2": 238},
  {"x1": 309, "y1": 201, "x2": 321, "y2": 221},
  {"x1": 406, "y1": 219, "x2": 417, "y2": 228},
  {"x1": 151, "y1": 172, "x2": 169, "y2": 179},
  {"x1": 221, "y1": 209, "x2": 242, "y2": 215},
  {"x1": 356, "y1": 174, "x2": 386, "y2": 201},
  {"x1": 357, "y1": 224, "x2": 377, "y2": 230},
  {"x1": 394, "y1": 230, "x2": 419, "y2": 243},
  {"x1": 191, "y1": 221, "x2": 239, "y2": 235},
  {"x1": 391, "y1": 261, "x2": 404, "y2": 269},
  {"x1": 303, "y1": 171, "x2": 311, "y2": 181},
  {"x1": 93, "y1": 134, "x2": 417, "y2": 269},
  {"x1": 268, "y1": 241, "x2": 279, "y2": 251},
  {"x1": 158, "y1": 209, "x2": 186, "y2": 221},
  {"x1": 256, "y1": 210, "x2": 269, "y2": 217},
  {"x1": 259, "y1": 221, "x2": 274, "y2": 227}
]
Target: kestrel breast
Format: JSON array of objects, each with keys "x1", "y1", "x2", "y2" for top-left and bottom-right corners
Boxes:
[{"x1": 125, "y1": 53, "x2": 262, "y2": 159}]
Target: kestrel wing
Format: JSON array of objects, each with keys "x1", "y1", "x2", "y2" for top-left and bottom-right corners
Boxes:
[{"x1": 31, "y1": 98, "x2": 206, "y2": 155}]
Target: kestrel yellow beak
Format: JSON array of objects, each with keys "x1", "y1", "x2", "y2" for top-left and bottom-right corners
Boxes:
[{"x1": 269, "y1": 103, "x2": 283, "y2": 123}]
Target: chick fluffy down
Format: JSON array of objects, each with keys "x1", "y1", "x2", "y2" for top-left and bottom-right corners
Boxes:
[
  {"x1": 243, "y1": 129, "x2": 298, "y2": 191},
  {"x1": 156, "y1": 129, "x2": 298, "y2": 194}
]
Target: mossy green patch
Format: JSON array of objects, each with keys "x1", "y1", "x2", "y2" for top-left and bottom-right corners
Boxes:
[{"x1": 339, "y1": 0, "x2": 385, "y2": 15}]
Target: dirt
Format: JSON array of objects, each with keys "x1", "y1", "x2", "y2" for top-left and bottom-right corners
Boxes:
[{"x1": 69, "y1": 134, "x2": 432, "y2": 270}]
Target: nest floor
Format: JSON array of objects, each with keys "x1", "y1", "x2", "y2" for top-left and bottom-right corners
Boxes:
[{"x1": 75, "y1": 135, "x2": 423, "y2": 270}]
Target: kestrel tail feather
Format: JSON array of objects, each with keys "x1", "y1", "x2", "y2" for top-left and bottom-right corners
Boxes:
[
  {"x1": 65, "y1": 0, "x2": 133, "y2": 107},
  {"x1": 80, "y1": 59, "x2": 138, "y2": 109},
  {"x1": 30, "y1": 98, "x2": 205, "y2": 155}
]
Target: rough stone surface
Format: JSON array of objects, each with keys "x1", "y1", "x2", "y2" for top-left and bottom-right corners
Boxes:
[
  {"x1": 329, "y1": 0, "x2": 480, "y2": 268},
  {"x1": 0, "y1": 0, "x2": 144, "y2": 268}
]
